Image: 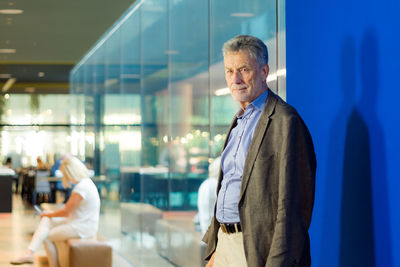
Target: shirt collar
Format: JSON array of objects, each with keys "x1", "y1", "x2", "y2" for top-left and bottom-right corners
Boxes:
[
  {"x1": 251, "y1": 89, "x2": 269, "y2": 111},
  {"x1": 236, "y1": 89, "x2": 269, "y2": 118}
]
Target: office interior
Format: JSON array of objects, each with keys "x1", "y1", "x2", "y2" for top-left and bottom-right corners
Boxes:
[{"x1": 1, "y1": 0, "x2": 399, "y2": 266}]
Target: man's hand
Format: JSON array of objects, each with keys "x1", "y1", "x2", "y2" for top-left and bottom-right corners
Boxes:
[{"x1": 205, "y1": 252, "x2": 216, "y2": 267}]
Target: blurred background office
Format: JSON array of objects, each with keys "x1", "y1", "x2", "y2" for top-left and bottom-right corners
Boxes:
[{"x1": 1, "y1": 0, "x2": 400, "y2": 267}]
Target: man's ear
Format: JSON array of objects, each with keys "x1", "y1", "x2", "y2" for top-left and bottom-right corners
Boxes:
[{"x1": 262, "y1": 64, "x2": 269, "y2": 81}]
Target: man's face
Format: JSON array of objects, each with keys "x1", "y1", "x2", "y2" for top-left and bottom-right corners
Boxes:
[{"x1": 224, "y1": 50, "x2": 269, "y2": 109}]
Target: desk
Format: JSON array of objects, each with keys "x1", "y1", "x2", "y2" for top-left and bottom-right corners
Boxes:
[
  {"x1": 44, "y1": 177, "x2": 62, "y2": 182},
  {"x1": 121, "y1": 169, "x2": 206, "y2": 211},
  {"x1": 43, "y1": 175, "x2": 104, "y2": 182},
  {"x1": 44, "y1": 176, "x2": 106, "y2": 203},
  {"x1": 29, "y1": 176, "x2": 63, "y2": 204},
  {"x1": 0, "y1": 175, "x2": 13, "y2": 212}
]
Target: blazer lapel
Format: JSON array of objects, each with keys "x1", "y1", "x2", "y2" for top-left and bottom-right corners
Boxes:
[
  {"x1": 239, "y1": 89, "x2": 278, "y2": 203},
  {"x1": 217, "y1": 115, "x2": 238, "y2": 192}
]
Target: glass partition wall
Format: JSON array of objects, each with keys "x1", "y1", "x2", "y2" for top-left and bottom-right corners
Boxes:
[
  {"x1": 71, "y1": 0, "x2": 285, "y2": 265},
  {"x1": 0, "y1": 93, "x2": 84, "y2": 168}
]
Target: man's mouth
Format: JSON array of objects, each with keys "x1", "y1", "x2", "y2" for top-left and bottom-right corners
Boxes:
[{"x1": 231, "y1": 85, "x2": 247, "y2": 90}]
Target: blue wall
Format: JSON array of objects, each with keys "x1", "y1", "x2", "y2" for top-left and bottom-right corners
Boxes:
[{"x1": 286, "y1": 0, "x2": 400, "y2": 266}]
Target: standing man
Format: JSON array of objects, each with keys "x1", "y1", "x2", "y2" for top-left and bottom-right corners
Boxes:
[{"x1": 202, "y1": 35, "x2": 316, "y2": 267}]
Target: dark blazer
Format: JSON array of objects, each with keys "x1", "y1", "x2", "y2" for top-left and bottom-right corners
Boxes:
[{"x1": 202, "y1": 89, "x2": 316, "y2": 267}]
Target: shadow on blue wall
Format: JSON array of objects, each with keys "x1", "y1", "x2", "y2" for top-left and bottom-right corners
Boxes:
[
  {"x1": 339, "y1": 92, "x2": 375, "y2": 266},
  {"x1": 320, "y1": 36, "x2": 356, "y2": 267},
  {"x1": 357, "y1": 28, "x2": 392, "y2": 267},
  {"x1": 338, "y1": 29, "x2": 392, "y2": 267}
]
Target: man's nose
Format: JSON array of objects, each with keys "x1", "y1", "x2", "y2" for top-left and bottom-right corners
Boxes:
[{"x1": 232, "y1": 71, "x2": 242, "y2": 83}]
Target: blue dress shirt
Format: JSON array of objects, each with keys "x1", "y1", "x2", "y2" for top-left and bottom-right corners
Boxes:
[{"x1": 216, "y1": 90, "x2": 268, "y2": 223}]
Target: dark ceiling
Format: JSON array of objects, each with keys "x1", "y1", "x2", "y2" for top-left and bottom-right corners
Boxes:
[{"x1": 0, "y1": 0, "x2": 137, "y2": 94}]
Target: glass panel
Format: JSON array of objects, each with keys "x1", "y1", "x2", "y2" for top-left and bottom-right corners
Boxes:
[
  {"x1": 70, "y1": 0, "x2": 285, "y2": 265},
  {"x1": 1, "y1": 94, "x2": 74, "y2": 125},
  {"x1": 119, "y1": 7, "x2": 142, "y2": 211},
  {"x1": 101, "y1": 31, "x2": 123, "y2": 206},
  {"x1": 0, "y1": 93, "x2": 85, "y2": 167},
  {"x1": 140, "y1": 0, "x2": 169, "y2": 213},
  {"x1": 1, "y1": 126, "x2": 73, "y2": 167},
  {"x1": 210, "y1": 0, "x2": 279, "y2": 157},
  {"x1": 168, "y1": 0, "x2": 209, "y2": 216}
]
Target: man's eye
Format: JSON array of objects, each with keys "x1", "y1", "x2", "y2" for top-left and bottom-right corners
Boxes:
[
  {"x1": 226, "y1": 70, "x2": 233, "y2": 74},
  {"x1": 241, "y1": 68, "x2": 249, "y2": 72}
]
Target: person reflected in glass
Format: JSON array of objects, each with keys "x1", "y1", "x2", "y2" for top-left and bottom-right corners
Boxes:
[
  {"x1": 202, "y1": 35, "x2": 316, "y2": 267},
  {"x1": 4, "y1": 157, "x2": 12, "y2": 169},
  {"x1": 10, "y1": 155, "x2": 100, "y2": 265},
  {"x1": 159, "y1": 141, "x2": 187, "y2": 173},
  {"x1": 198, "y1": 157, "x2": 221, "y2": 235},
  {"x1": 36, "y1": 156, "x2": 49, "y2": 171},
  {"x1": 0, "y1": 156, "x2": 16, "y2": 175}
]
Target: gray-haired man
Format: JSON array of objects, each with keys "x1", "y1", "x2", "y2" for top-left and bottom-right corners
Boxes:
[{"x1": 202, "y1": 35, "x2": 316, "y2": 267}]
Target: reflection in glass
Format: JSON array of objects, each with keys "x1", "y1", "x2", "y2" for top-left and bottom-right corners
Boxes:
[{"x1": 70, "y1": 0, "x2": 285, "y2": 265}]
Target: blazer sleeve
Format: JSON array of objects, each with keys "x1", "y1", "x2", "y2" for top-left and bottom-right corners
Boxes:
[
  {"x1": 202, "y1": 215, "x2": 219, "y2": 261},
  {"x1": 265, "y1": 113, "x2": 316, "y2": 267}
]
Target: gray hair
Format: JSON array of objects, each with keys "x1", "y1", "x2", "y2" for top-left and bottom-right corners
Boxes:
[{"x1": 222, "y1": 35, "x2": 269, "y2": 66}]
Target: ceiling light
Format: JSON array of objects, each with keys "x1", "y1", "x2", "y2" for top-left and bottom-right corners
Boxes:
[
  {"x1": 215, "y1": 87, "x2": 231, "y2": 96},
  {"x1": 25, "y1": 87, "x2": 35, "y2": 93},
  {"x1": 120, "y1": 73, "x2": 140, "y2": 79},
  {"x1": 104, "y1": 78, "x2": 118, "y2": 86},
  {"x1": 165, "y1": 50, "x2": 179, "y2": 55},
  {"x1": 0, "y1": 9, "x2": 23, "y2": 14},
  {"x1": 277, "y1": 69, "x2": 286, "y2": 76},
  {"x1": 0, "y1": 48, "x2": 16, "y2": 53},
  {"x1": 2, "y1": 78, "x2": 16, "y2": 92},
  {"x1": 38, "y1": 72, "x2": 45, "y2": 77},
  {"x1": 267, "y1": 69, "x2": 287, "y2": 82},
  {"x1": 230, "y1": 13, "x2": 254, "y2": 17},
  {"x1": 0, "y1": 74, "x2": 11, "y2": 79},
  {"x1": 267, "y1": 73, "x2": 277, "y2": 82}
]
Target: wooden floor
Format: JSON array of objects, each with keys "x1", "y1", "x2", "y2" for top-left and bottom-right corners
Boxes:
[
  {"x1": 0, "y1": 193, "x2": 181, "y2": 267},
  {"x1": 0, "y1": 195, "x2": 48, "y2": 267},
  {"x1": 0, "y1": 195, "x2": 134, "y2": 267}
]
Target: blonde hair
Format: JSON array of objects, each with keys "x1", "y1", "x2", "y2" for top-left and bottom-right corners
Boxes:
[{"x1": 59, "y1": 155, "x2": 90, "y2": 188}]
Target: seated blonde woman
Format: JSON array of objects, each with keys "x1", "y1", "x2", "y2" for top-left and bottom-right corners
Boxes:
[{"x1": 11, "y1": 155, "x2": 100, "y2": 265}]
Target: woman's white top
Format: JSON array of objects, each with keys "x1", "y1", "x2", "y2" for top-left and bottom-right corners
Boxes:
[
  {"x1": 197, "y1": 177, "x2": 218, "y2": 235},
  {"x1": 69, "y1": 178, "x2": 100, "y2": 238}
]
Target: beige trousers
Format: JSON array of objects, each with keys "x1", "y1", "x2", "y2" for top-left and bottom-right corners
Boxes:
[
  {"x1": 28, "y1": 217, "x2": 79, "y2": 252},
  {"x1": 213, "y1": 228, "x2": 247, "y2": 267}
]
